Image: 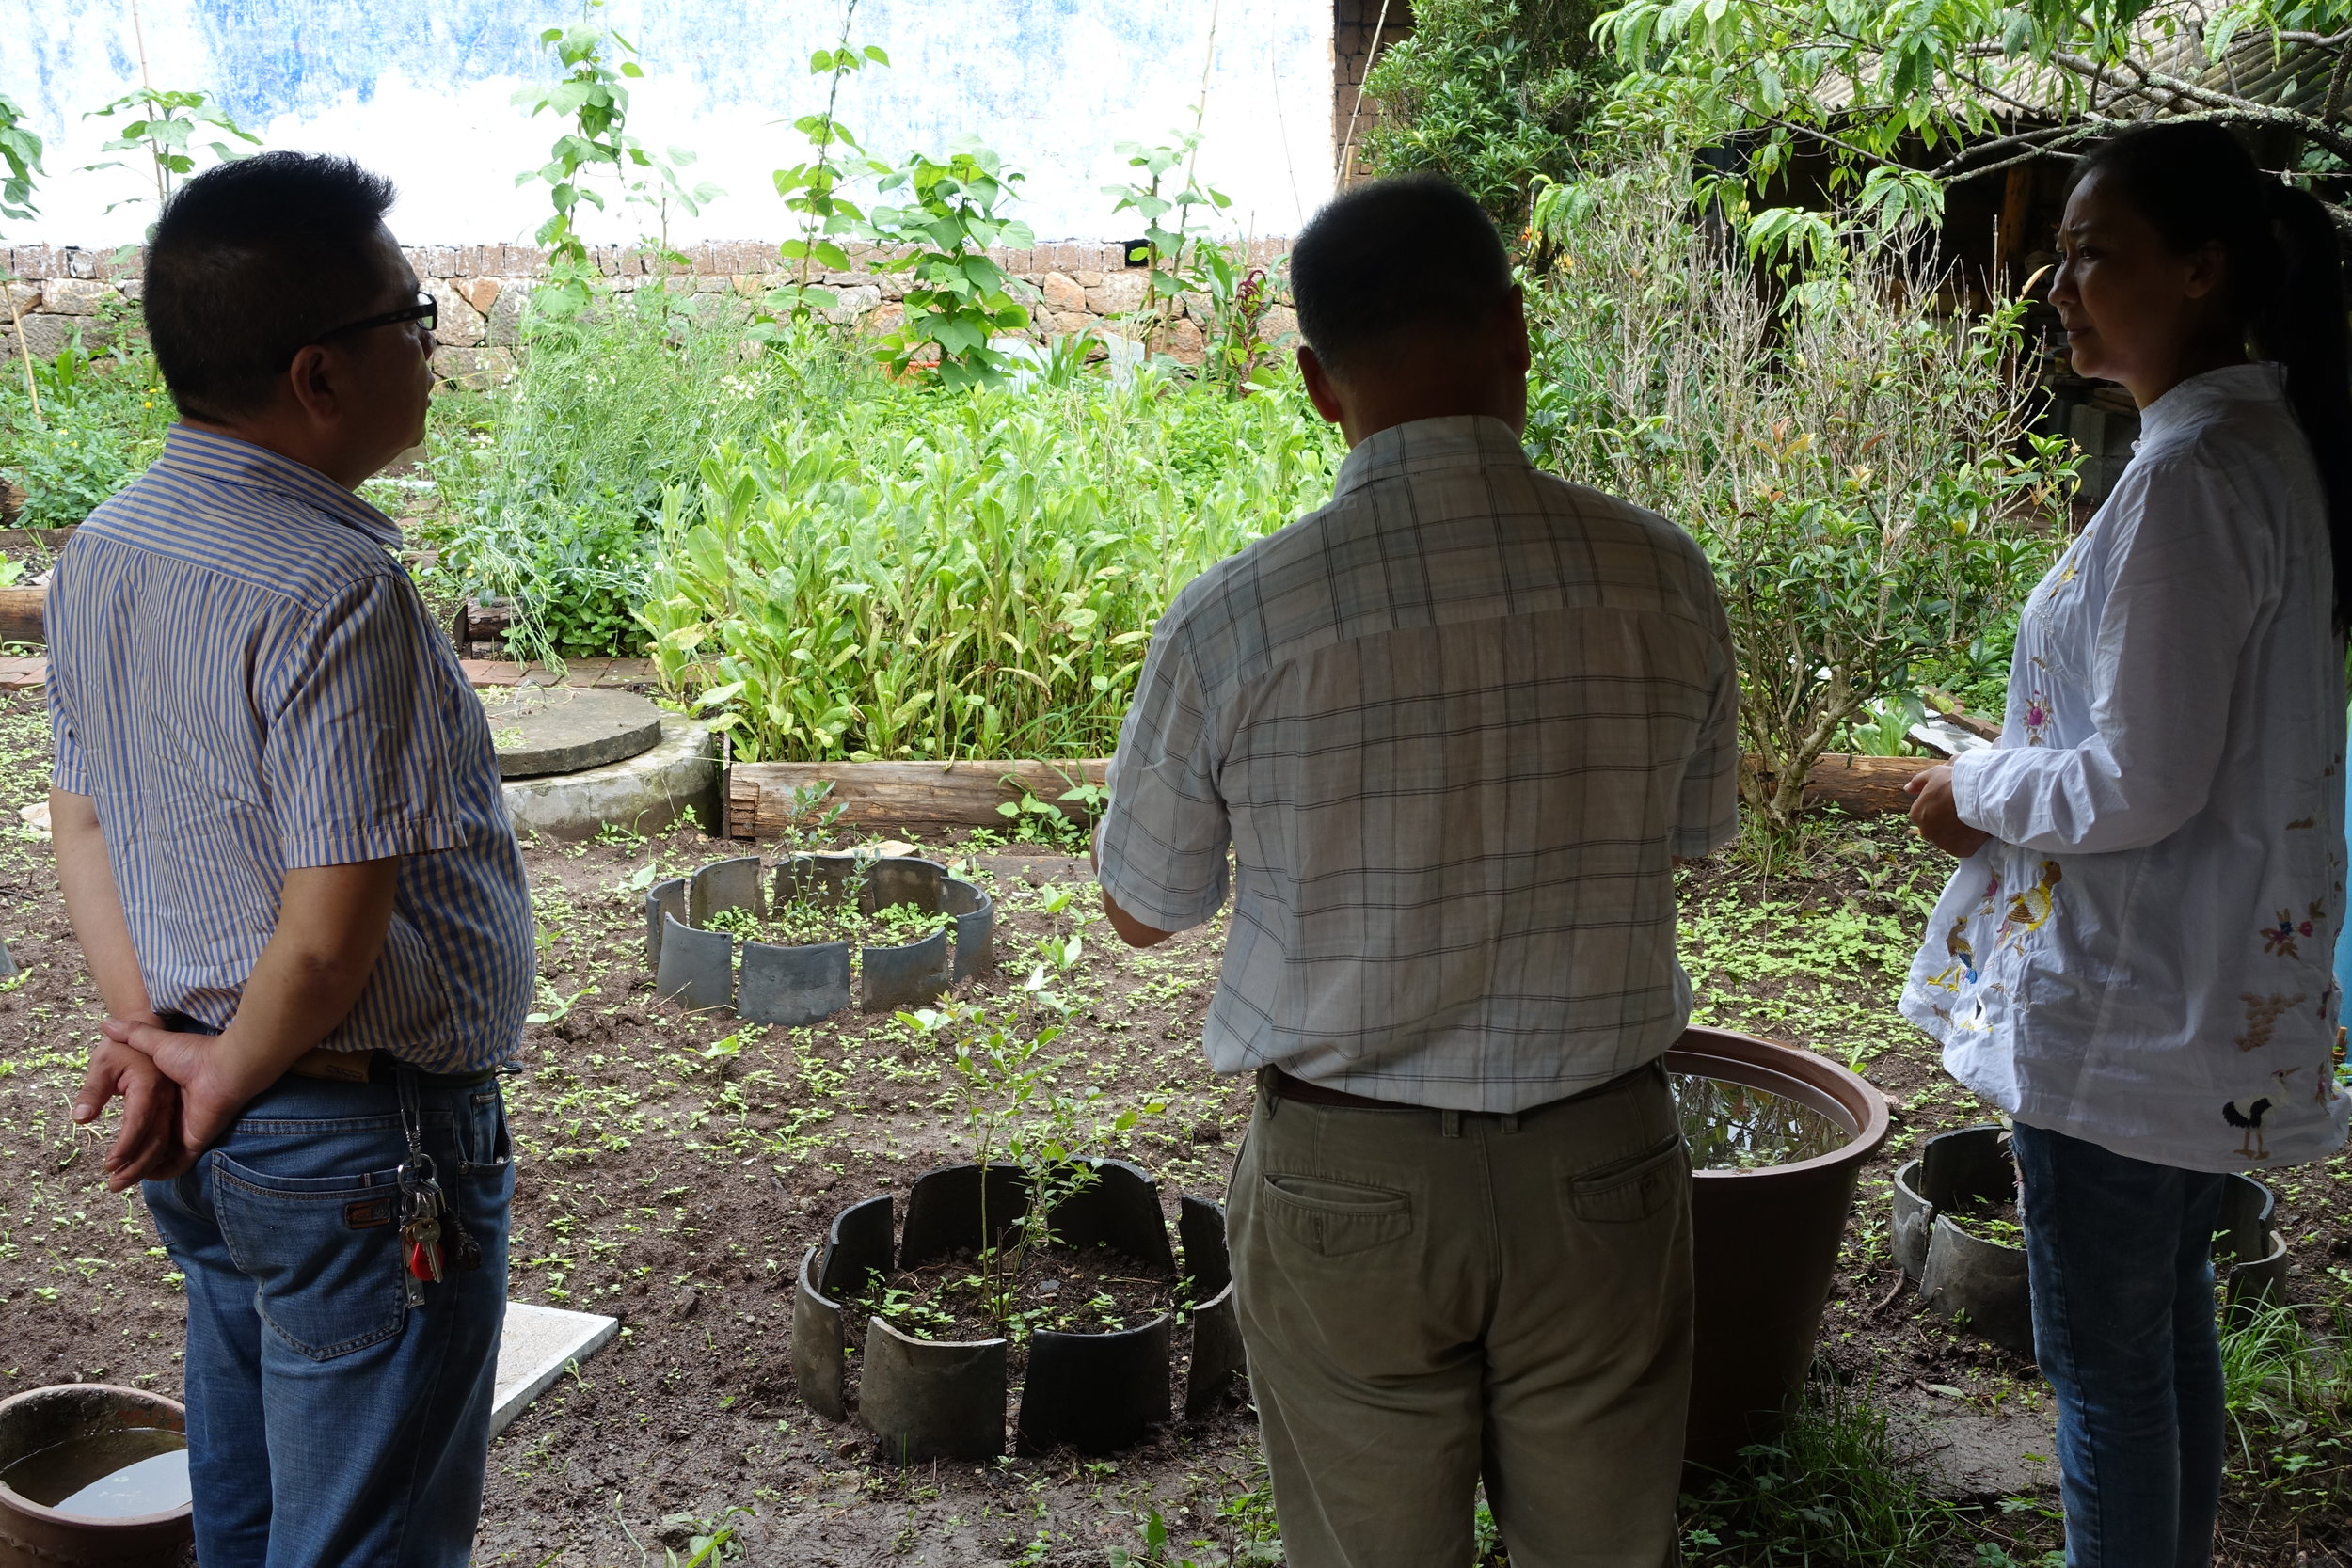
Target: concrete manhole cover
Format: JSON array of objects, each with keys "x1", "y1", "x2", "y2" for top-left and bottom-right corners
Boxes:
[{"x1": 482, "y1": 687, "x2": 666, "y2": 780}]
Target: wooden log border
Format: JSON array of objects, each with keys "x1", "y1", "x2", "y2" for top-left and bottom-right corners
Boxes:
[
  {"x1": 724, "y1": 753, "x2": 1939, "y2": 841},
  {"x1": 0, "y1": 585, "x2": 42, "y2": 646}
]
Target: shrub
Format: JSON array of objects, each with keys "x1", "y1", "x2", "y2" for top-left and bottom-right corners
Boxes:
[
  {"x1": 1356, "y1": 0, "x2": 1610, "y2": 227},
  {"x1": 1525, "y1": 154, "x2": 2070, "y2": 830}
]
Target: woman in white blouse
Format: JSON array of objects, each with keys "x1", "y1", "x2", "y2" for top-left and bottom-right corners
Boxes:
[{"x1": 1902, "y1": 122, "x2": 2351, "y2": 1567}]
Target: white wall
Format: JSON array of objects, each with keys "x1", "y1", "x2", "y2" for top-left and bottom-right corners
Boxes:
[{"x1": 0, "y1": 0, "x2": 1333, "y2": 250}]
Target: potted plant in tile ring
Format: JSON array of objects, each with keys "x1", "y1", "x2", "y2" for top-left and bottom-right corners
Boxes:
[{"x1": 792, "y1": 1001, "x2": 1242, "y2": 1461}]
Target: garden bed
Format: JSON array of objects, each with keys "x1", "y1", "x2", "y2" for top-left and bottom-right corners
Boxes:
[{"x1": 0, "y1": 691, "x2": 2342, "y2": 1563}]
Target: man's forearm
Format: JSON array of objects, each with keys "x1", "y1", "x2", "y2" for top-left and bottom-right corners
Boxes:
[
  {"x1": 51, "y1": 787, "x2": 157, "y2": 1023},
  {"x1": 103, "y1": 858, "x2": 404, "y2": 1154},
  {"x1": 213, "y1": 860, "x2": 402, "y2": 1084}
]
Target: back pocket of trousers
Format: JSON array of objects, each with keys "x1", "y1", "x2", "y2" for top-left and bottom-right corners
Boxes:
[
  {"x1": 1567, "y1": 1136, "x2": 1688, "y2": 1225},
  {"x1": 213, "y1": 1153, "x2": 408, "y2": 1360},
  {"x1": 1261, "y1": 1174, "x2": 1413, "y2": 1259}
]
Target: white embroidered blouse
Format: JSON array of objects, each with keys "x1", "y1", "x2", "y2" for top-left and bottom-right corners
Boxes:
[{"x1": 1899, "y1": 363, "x2": 2351, "y2": 1172}]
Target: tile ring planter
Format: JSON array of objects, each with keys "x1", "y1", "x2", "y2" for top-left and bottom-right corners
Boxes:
[
  {"x1": 1891, "y1": 1124, "x2": 2288, "y2": 1361},
  {"x1": 1671, "y1": 1027, "x2": 1891, "y2": 1474},
  {"x1": 792, "y1": 1160, "x2": 1242, "y2": 1463},
  {"x1": 644, "y1": 853, "x2": 993, "y2": 1024}
]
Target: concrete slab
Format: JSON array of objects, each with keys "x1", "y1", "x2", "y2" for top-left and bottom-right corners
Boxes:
[
  {"x1": 482, "y1": 687, "x2": 665, "y2": 779},
  {"x1": 1890, "y1": 1400, "x2": 2059, "y2": 1500},
  {"x1": 490, "y1": 1301, "x2": 620, "y2": 1437},
  {"x1": 503, "y1": 715, "x2": 720, "y2": 840}
]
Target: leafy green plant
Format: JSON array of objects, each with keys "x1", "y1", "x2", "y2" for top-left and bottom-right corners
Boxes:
[
  {"x1": 1524, "y1": 151, "x2": 2069, "y2": 831},
  {"x1": 866, "y1": 139, "x2": 1035, "y2": 388},
  {"x1": 1842, "y1": 692, "x2": 1926, "y2": 759},
  {"x1": 83, "y1": 87, "x2": 258, "y2": 216},
  {"x1": 764, "y1": 0, "x2": 890, "y2": 324},
  {"x1": 1357, "y1": 0, "x2": 1609, "y2": 227},
  {"x1": 0, "y1": 92, "x2": 37, "y2": 225},
  {"x1": 1681, "y1": 1378, "x2": 1993, "y2": 1563},
  {"x1": 638, "y1": 358, "x2": 1339, "y2": 759},
  {"x1": 0, "y1": 329, "x2": 172, "y2": 531}
]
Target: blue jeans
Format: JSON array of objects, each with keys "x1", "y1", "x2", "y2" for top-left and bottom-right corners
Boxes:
[
  {"x1": 145, "y1": 1072, "x2": 514, "y2": 1568},
  {"x1": 2010, "y1": 1119, "x2": 2228, "y2": 1568}
]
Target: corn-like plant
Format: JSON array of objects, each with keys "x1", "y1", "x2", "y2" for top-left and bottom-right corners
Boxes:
[{"x1": 640, "y1": 363, "x2": 1340, "y2": 760}]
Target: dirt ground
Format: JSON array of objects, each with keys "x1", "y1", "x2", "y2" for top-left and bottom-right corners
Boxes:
[{"x1": 1, "y1": 691, "x2": 2345, "y2": 1565}]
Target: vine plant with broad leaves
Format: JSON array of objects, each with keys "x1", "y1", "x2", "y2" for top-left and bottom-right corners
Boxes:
[
  {"x1": 1104, "y1": 125, "x2": 1284, "y2": 393},
  {"x1": 866, "y1": 138, "x2": 1036, "y2": 388},
  {"x1": 514, "y1": 6, "x2": 719, "y2": 329},
  {"x1": 1104, "y1": 124, "x2": 1232, "y2": 355},
  {"x1": 82, "y1": 87, "x2": 258, "y2": 218},
  {"x1": 1597, "y1": 0, "x2": 2352, "y2": 250},
  {"x1": 1, "y1": 92, "x2": 45, "y2": 424},
  {"x1": 763, "y1": 0, "x2": 892, "y2": 325}
]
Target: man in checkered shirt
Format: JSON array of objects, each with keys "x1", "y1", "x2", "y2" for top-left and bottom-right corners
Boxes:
[{"x1": 1094, "y1": 177, "x2": 1738, "y2": 1567}]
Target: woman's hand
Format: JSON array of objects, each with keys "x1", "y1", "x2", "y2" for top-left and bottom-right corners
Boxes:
[{"x1": 1906, "y1": 764, "x2": 1993, "y2": 858}]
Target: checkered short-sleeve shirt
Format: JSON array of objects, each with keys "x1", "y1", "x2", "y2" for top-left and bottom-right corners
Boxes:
[{"x1": 1096, "y1": 415, "x2": 1738, "y2": 1112}]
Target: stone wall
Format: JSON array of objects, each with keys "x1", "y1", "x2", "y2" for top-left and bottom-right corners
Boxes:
[
  {"x1": 1333, "y1": 0, "x2": 1418, "y2": 185},
  {"x1": 2, "y1": 237, "x2": 1297, "y2": 386}
]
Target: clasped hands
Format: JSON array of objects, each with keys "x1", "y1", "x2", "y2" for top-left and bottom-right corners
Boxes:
[{"x1": 71, "y1": 1017, "x2": 263, "y2": 1193}]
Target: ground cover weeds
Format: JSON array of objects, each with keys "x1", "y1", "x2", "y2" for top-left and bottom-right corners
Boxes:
[{"x1": 2219, "y1": 1299, "x2": 2352, "y2": 1535}]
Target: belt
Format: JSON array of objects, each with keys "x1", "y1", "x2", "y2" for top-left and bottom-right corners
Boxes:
[
  {"x1": 285, "y1": 1048, "x2": 501, "y2": 1089},
  {"x1": 1264, "y1": 1059, "x2": 1661, "y2": 1116}
]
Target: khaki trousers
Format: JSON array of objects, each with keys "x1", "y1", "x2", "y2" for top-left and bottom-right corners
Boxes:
[{"x1": 1226, "y1": 1064, "x2": 1693, "y2": 1568}]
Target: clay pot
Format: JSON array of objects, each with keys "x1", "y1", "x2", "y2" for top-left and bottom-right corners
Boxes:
[
  {"x1": 1671, "y1": 1027, "x2": 1890, "y2": 1472},
  {"x1": 0, "y1": 1384, "x2": 192, "y2": 1566}
]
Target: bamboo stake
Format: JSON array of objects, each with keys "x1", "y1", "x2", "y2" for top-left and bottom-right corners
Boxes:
[
  {"x1": 1336, "y1": 0, "x2": 1394, "y2": 186},
  {"x1": 6, "y1": 281, "x2": 40, "y2": 428}
]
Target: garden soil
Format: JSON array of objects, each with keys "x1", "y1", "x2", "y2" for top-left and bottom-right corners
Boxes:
[{"x1": 0, "y1": 691, "x2": 2344, "y2": 1564}]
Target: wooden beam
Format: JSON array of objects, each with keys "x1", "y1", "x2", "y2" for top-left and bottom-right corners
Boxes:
[
  {"x1": 724, "y1": 752, "x2": 1942, "y2": 840},
  {"x1": 726, "y1": 759, "x2": 1111, "y2": 840}
]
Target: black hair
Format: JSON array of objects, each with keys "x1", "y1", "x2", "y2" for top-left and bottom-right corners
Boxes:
[
  {"x1": 144, "y1": 152, "x2": 401, "y2": 420},
  {"x1": 2074, "y1": 122, "x2": 2352, "y2": 630},
  {"x1": 1291, "y1": 174, "x2": 1513, "y2": 376}
]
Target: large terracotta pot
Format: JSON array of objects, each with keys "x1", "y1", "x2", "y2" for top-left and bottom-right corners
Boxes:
[
  {"x1": 1670, "y1": 1027, "x2": 1891, "y2": 1472},
  {"x1": 0, "y1": 1384, "x2": 192, "y2": 1567}
]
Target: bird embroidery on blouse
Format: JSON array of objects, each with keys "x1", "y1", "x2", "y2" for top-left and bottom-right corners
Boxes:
[
  {"x1": 1997, "y1": 862, "x2": 2062, "y2": 953},
  {"x1": 2224, "y1": 1097, "x2": 2274, "y2": 1161}
]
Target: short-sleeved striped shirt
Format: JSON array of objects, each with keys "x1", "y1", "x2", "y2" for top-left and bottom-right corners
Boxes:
[
  {"x1": 47, "y1": 425, "x2": 535, "y2": 1073},
  {"x1": 1095, "y1": 415, "x2": 1739, "y2": 1113}
]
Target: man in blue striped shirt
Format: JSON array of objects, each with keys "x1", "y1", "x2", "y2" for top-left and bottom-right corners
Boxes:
[{"x1": 56, "y1": 153, "x2": 534, "y2": 1568}]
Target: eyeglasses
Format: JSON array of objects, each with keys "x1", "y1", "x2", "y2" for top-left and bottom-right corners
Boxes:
[{"x1": 311, "y1": 291, "x2": 437, "y2": 347}]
